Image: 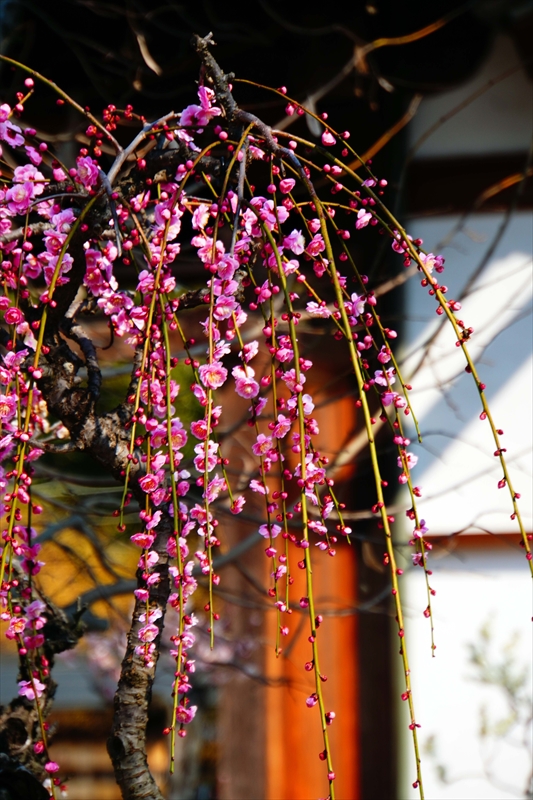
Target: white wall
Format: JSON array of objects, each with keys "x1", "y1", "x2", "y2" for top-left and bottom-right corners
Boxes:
[
  {"x1": 399, "y1": 212, "x2": 532, "y2": 535},
  {"x1": 399, "y1": 548, "x2": 532, "y2": 800},
  {"x1": 398, "y1": 32, "x2": 533, "y2": 800},
  {"x1": 409, "y1": 35, "x2": 532, "y2": 157}
]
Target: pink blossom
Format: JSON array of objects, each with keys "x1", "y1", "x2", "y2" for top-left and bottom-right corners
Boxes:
[
  {"x1": 193, "y1": 440, "x2": 218, "y2": 473},
  {"x1": 397, "y1": 452, "x2": 418, "y2": 469},
  {"x1": 234, "y1": 375, "x2": 260, "y2": 399},
  {"x1": 138, "y1": 551, "x2": 159, "y2": 570},
  {"x1": 148, "y1": 424, "x2": 166, "y2": 449},
  {"x1": 309, "y1": 520, "x2": 328, "y2": 535},
  {"x1": 135, "y1": 641, "x2": 156, "y2": 667},
  {"x1": 190, "y1": 504, "x2": 213, "y2": 525},
  {"x1": 374, "y1": 368, "x2": 396, "y2": 387},
  {"x1": 97, "y1": 289, "x2": 133, "y2": 317},
  {"x1": 136, "y1": 269, "x2": 155, "y2": 293},
  {"x1": 193, "y1": 235, "x2": 225, "y2": 265},
  {"x1": 154, "y1": 200, "x2": 182, "y2": 240},
  {"x1": 306, "y1": 233, "x2": 326, "y2": 257},
  {"x1": 25, "y1": 145, "x2": 42, "y2": 166},
  {"x1": 175, "y1": 703, "x2": 198, "y2": 724},
  {"x1": 170, "y1": 420, "x2": 187, "y2": 450},
  {"x1": 255, "y1": 280, "x2": 272, "y2": 303},
  {"x1": 3, "y1": 307, "x2": 24, "y2": 325},
  {"x1": 213, "y1": 295, "x2": 238, "y2": 320},
  {"x1": 419, "y1": 252, "x2": 445, "y2": 273},
  {"x1": 41, "y1": 251, "x2": 74, "y2": 287},
  {"x1": 281, "y1": 369, "x2": 305, "y2": 393},
  {"x1": 321, "y1": 131, "x2": 336, "y2": 146},
  {"x1": 13, "y1": 164, "x2": 45, "y2": 192},
  {"x1": 139, "y1": 473, "x2": 162, "y2": 494},
  {"x1": 204, "y1": 474, "x2": 227, "y2": 502},
  {"x1": 311, "y1": 260, "x2": 326, "y2": 278},
  {"x1": 192, "y1": 203, "x2": 210, "y2": 230},
  {"x1": 52, "y1": 208, "x2": 76, "y2": 231},
  {"x1": 249, "y1": 144, "x2": 266, "y2": 160},
  {"x1": 300, "y1": 394, "x2": 315, "y2": 415},
  {"x1": 18, "y1": 678, "x2": 46, "y2": 701},
  {"x1": 5, "y1": 617, "x2": 26, "y2": 639},
  {"x1": 0, "y1": 115, "x2": 24, "y2": 148},
  {"x1": 191, "y1": 383, "x2": 208, "y2": 406},
  {"x1": 355, "y1": 208, "x2": 372, "y2": 229},
  {"x1": 258, "y1": 523, "x2": 281, "y2": 539},
  {"x1": 282, "y1": 259, "x2": 300, "y2": 276},
  {"x1": 377, "y1": 346, "x2": 392, "y2": 364},
  {"x1": 306, "y1": 301, "x2": 331, "y2": 318},
  {"x1": 413, "y1": 520, "x2": 428, "y2": 538},
  {"x1": 190, "y1": 419, "x2": 210, "y2": 440},
  {"x1": 76, "y1": 156, "x2": 99, "y2": 188},
  {"x1": 25, "y1": 599, "x2": 46, "y2": 622},
  {"x1": 275, "y1": 344, "x2": 293, "y2": 363},
  {"x1": 273, "y1": 414, "x2": 292, "y2": 438},
  {"x1": 217, "y1": 254, "x2": 239, "y2": 280},
  {"x1": 344, "y1": 293, "x2": 365, "y2": 317},
  {"x1": 198, "y1": 362, "x2": 228, "y2": 390},
  {"x1": 391, "y1": 231, "x2": 413, "y2": 254},
  {"x1": 180, "y1": 96, "x2": 221, "y2": 127},
  {"x1": 240, "y1": 341, "x2": 259, "y2": 362},
  {"x1": 6, "y1": 182, "x2": 34, "y2": 214},
  {"x1": 24, "y1": 634, "x2": 45, "y2": 650},
  {"x1": 252, "y1": 433, "x2": 273, "y2": 456},
  {"x1": 381, "y1": 391, "x2": 398, "y2": 407},
  {"x1": 139, "y1": 607, "x2": 163, "y2": 625},
  {"x1": 249, "y1": 479, "x2": 268, "y2": 494},
  {"x1": 44, "y1": 762, "x2": 60, "y2": 773},
  {"x1": 279, "y1": 178, "x2": 296, "y2": 194},
  {"x1": 138, "y1": 623, "x2": 159, "y2": 643},
  {"x1": 146, "y1": 572, "x2": 162, "y2": 588},
  {"x1": 250, "y1": 396, "x2": 268, "y2": 417},
  {"x1": 131, "y1": 532, "x2": 156, "y2": 548},
  {"x1": 20, "y1": 552, "x2": 45, "y2": 575},
  {"x1": 232, "y1": 364, "x2": 257, "y2": 390},
  {"x1": 250, "y1": 197, "x2": 288, "y2": 231},
  {"x1": 0, "y1": 394, "x2": 17, "y2": 421},
  {"x1": 212, "y1": 339, "x2": 231, "y2": 359},
  {"x1": 44, "y1": 229, "x2": 67, "y2": 254},
  {"x1": 230, "y1": 495, "x2": 246, "y2": 514}
]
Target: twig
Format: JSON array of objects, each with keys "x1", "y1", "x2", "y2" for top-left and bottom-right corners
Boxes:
[
  {"x1": 98, "y1": 169, "x2": 123, "y2": 257},
  {"x1": 0, "y1": 221, "x2": 53, "y2": 244},
  {"x1": 60, "y1": 317, "x2": 102, "y2": 403},
  {"x1": 107, "y1": 111, "x2": 178, "y2": 186},
  {"x1": 0, "y1": 54, "x2": 121, "y2": 151}
]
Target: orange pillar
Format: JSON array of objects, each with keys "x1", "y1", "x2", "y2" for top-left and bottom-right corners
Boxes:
[{"x1": 264, "y1": 383, "x2": 360, "y2": 800}]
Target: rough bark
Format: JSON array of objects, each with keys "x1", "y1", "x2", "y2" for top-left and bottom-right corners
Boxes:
[
  {"x1": 35, "y1": 327, "x2": 172, "y2": 799},
  {"x1": 106, "y1": 509, "x2": 172, "y2": 800},
  {"x1": 0, "y1": 597, "x2": 81, "y2": 791}
]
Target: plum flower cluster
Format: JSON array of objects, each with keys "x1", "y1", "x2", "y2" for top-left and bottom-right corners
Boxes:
[
  {"x1": 1, "y1": 51, "x2": 529, "y2": 800},
  {"x1": 0, "y1": 85, "x2": 466, "y2": 792}
]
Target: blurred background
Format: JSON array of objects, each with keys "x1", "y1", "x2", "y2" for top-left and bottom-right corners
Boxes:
[{"x1": 0, "y1": 1, "x2": 532, "y2": 798}]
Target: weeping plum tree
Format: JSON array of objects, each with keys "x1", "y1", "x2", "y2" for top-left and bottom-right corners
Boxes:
[{"x1": 0, "y1": 33, "x2": 531, "y2": 800}]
